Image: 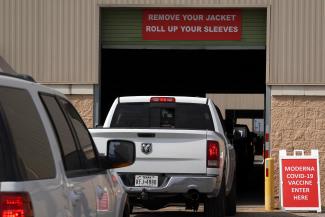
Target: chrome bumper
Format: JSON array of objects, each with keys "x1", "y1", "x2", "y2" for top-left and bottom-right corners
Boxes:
[{"x1": 122, "y1": 175, "x2": 221, "y2": 196}]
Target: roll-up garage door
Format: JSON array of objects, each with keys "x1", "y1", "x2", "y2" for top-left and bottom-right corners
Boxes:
[{"x1": 101, "y1": 8, "x2": 266, "y2": 49}]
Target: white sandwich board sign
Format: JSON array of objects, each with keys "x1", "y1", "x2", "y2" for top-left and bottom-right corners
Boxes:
[{"x1": 279, "y1": 149, "x2": 321, "y2": 213}]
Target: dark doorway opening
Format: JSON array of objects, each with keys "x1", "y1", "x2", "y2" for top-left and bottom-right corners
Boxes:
[
  {"x1": 99, "y1": 48, "x2": 266, "y2": 205},
  {"x1": 100, "y1": 49, "x2": 266, "y2": 124},
  {"x1": 225, "y1": 109, "x2": 265, "y2": 205}
]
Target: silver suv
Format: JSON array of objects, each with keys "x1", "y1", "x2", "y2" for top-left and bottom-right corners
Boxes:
[{"x1": 0, "y1": 72, "x2": 135, "y2": 217}]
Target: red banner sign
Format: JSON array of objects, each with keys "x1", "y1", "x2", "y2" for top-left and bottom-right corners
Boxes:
[
  {"x1": 282, "y1": 159, "x2": 319, "y2": 208},
  {"x1": 142, "y1": 9, "x2": 241, "y2": 40}
]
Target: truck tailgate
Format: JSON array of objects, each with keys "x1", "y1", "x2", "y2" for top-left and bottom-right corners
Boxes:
[{"x1": 90, "y1": 129, "x2": 207, "y2": 174}]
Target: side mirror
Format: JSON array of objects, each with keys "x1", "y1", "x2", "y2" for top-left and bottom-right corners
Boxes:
[{"x1": 103, "y1": 140, "x2": 136, "y2": 169}]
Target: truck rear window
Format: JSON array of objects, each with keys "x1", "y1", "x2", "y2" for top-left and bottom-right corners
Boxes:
[{"x1": 110, "y1": 103, "x2": 214, "y2": 131}]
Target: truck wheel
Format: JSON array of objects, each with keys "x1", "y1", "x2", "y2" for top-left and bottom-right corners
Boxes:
[
  {"x1": 204, "y1": 179, "x2": 225, "y2": 217},
  {"x1": 225, "y1": 173, "x2": 237, "y2": 216},
  {"x1": 123, "y1": 200, "x2": 130, "y2": 217},
  {"x1": 129, "y1": 203, "x2": 133, "y2": 214}
]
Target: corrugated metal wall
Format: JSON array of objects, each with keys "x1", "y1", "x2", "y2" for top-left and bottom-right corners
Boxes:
[
  {"x1": 269, "y1": 0, "x2": 325, "y2": 84},
  {"x1": 0, "y1": 0, "x2": 324, "y2": 84},
  {"x1": 0, "y1": 0, "x2": 98, "y2": 84},
  {"x1": 101, "y1": 8, "x2": 266, "y2": 48},
  {"x1": 98, "y1": 0, "x2": 271, "y2": 6}
]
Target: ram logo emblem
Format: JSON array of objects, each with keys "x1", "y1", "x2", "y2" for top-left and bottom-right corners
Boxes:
[{"x1": 141, "y1": 143, "x2": 152, "y2": 154}]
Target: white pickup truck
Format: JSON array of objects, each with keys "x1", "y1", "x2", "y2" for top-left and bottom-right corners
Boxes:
[{"x1": 90, "y1": 96, "x2": 237, "y2": 217}]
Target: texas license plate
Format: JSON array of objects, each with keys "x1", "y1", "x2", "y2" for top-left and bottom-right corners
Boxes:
[{"x1": 134, "y1": 175, "x2": 158, "y2": 187}]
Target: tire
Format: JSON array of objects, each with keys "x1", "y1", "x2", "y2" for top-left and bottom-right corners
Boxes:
[
  {"x1": 129, "y1": 203, "x2": 133, "y2": 214},
  {"x1": 204, "y1": 178, "x2": 225, "y2": 217},
  {"x1": 123, "y1": 200, "x2": 130, "y2": 217},
  {"x1": 225, "y1": 173, "x2": 237, "y2": 216}
]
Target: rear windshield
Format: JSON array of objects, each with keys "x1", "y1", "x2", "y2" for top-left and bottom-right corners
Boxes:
[{"x1": 110, "y1": 103, "x2": 214, "y2": 131}]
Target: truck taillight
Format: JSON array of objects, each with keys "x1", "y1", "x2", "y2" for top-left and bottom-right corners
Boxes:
[
  {"x1": 207, "y1": 140, "x2": 220, "y2": 168},
  {"x1": 150, "y1": 97, "x2": 175, "y2": 103},
  {"x1": 0, "y1": 192, "x2": 34, "y2": 217}
]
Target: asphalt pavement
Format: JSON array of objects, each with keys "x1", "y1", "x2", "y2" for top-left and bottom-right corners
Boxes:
[
  {"x1": 132, "y1": 206, "x2": 324, "y2": 217},
  {"x1": 132, "y1": 160, "x2": 323, "y2": 217}
]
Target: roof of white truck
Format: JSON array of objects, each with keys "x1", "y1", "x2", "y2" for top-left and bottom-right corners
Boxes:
[{"x1": 119, "y1": 96, "x2": 208, "y2": 104}]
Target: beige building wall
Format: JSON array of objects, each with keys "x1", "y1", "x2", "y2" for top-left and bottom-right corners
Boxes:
[
  {"x1": 207, "y1": 94, "x2": 264, "y2": 118},
  {"x1": 66, "y1": 95, "x2": 94, "y2": 128},
  {"x1": 271, "y1": 94, "x2": 325, "y2": 207},
  {"x1": 0, "y1": 0, "x2": 99, "y2": 83},
  {"x1": 1, "y1": 0, "x2": 325, "y2": 85},
  {"x1": 207, "y1": 93, "x2": 264, "y2": 130}
]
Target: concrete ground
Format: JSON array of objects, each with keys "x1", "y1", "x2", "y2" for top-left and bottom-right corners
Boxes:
[
  {"x1": 132, "y1": 206, "x2": 324, "y2": 217},
  {"x1": 132, "y1": 164, "x2": 323, "y2": 217}
]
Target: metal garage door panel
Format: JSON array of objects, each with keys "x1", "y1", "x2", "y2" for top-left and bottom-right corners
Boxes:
[{"x1": 101, "y1": 8, "x2": 266, "y2": 49}]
